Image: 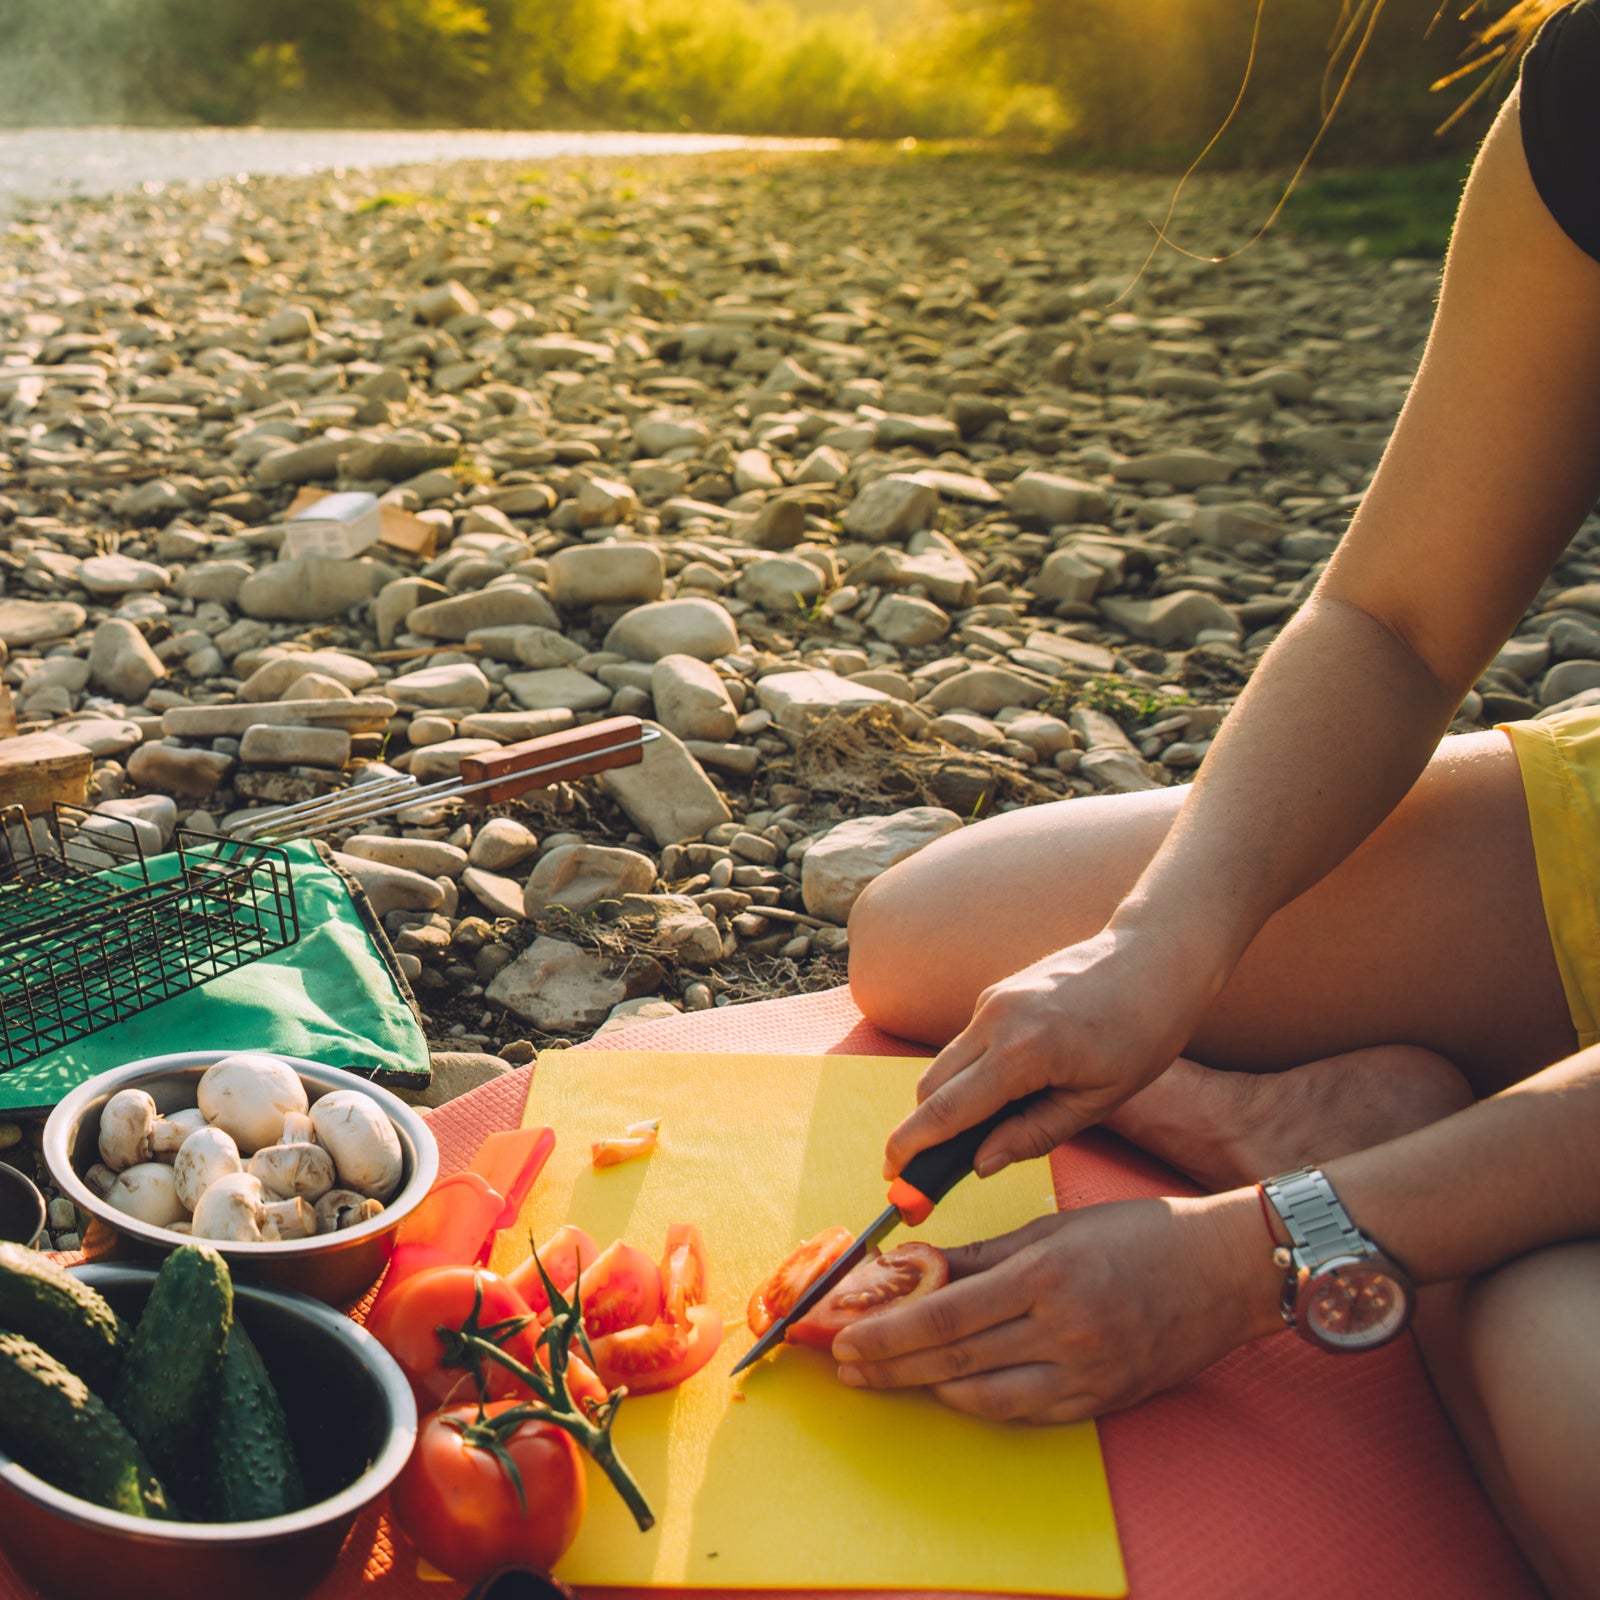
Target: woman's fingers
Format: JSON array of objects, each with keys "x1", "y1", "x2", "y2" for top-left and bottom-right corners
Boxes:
[
  {"x1": 931, "y1": 1365, "x2": 1097, "y2": 1425},
  {"x1": 837, "y1": 1316, "x2": 1034, "y2": 1390}
]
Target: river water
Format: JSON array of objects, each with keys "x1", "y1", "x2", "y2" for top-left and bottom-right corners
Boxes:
[{"x1": 0, "y1": 127, "x2": 837, "y2": 205}]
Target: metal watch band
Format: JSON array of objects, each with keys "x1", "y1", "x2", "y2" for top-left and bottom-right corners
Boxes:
[{"x1": 1260, "y1": 1167, "x2": 1372, "y2": 1269}]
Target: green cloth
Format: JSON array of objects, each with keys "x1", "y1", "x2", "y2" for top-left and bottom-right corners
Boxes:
[{"x1": 0, "y1": 838, "x2": 429, "y2": 1113}]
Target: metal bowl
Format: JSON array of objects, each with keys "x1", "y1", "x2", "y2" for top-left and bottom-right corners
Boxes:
[
  {"x1": 0, "y1": 1162, "x2": 45, "y2": 1248},
  {"x1": 0, "y1": 1264, "x2": 416, "y2": 1600},
  {"x1": 42, "y1": 1052, "x2": 439, "y2": 1305}
]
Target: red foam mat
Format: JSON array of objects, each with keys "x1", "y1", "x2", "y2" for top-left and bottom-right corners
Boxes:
[{"x1": 0, "y1": 987, "x2": 1541, "y2": 1600}]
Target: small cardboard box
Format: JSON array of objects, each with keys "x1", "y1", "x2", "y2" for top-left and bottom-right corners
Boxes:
[{"x1": 0, "y1": 732, "x2": 92, "y2": 815}]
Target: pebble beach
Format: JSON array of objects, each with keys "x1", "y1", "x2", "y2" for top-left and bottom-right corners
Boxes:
[{"x1": 13, "y1": 139, "x2": 1593, "y2": 1245}]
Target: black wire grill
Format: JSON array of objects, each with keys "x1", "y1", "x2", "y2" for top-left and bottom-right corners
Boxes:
[{"x1": 0, "y1": 805, "x2": 299, "y2": 1072}]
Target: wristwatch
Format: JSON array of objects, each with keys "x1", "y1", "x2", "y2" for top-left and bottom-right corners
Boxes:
[{"x1": 1259, "y1": 1166, "x2": 1415, "y2": 1352}]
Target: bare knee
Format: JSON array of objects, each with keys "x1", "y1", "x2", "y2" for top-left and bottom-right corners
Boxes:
[
  {"x1": 847, "y1": 863, "x2": 955, "y2": 1046},
  {"x1": 1459, "y1": 1242, "x2": 1600, "y2": 1597}
]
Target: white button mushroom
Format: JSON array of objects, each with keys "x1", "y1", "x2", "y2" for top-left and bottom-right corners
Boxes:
[
  {"x1": 150, "y1": 1106, "x2": 209, "y2": 1161},
  {"x1": 308, "y1": 1092, "x2": 403, "y2": 1201},
  {"x1": 98, "y1": 1089, "x2": 158, "y2": 1170},
  {"x1": 196, "y1": 1053, "x2": 309, "y2": 1155},
  {"x1": 279, "y1": 1112, "x2": 317, "y2": 1146},
  {"x1": 106, "y1": 1162, "x2": 187, "y2": 1229},
  {"x1": 83, "y1": 1162, "x2": 117, "y2": 1200},
  {"x1": 248, "y1": 1140, "x2": 336, "y2": 1203},
  {"x1": 262, "y1": 1197, "x2": 318, "y2": 1241},
  {"x1": 314, "y1": 1188, "x2": 385, "y2": 1233},
  {"x1": 173, "y1": 1126, "x2": 244, "y2": 1214},
  {"x1": 191, "y1": 1171, "x2": 267, "y2": 1242}
]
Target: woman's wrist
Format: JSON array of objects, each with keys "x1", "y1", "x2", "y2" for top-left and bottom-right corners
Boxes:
[{"x1": 1188, "y1": 1189, "x2": 1290, "y2": 1346}]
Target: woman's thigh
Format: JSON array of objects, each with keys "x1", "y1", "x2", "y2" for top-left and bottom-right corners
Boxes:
[{"x1": 848, "y1": 729, "x2": 1574, "y2": 1094}]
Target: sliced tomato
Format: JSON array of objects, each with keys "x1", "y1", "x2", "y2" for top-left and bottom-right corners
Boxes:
[
  {"x1": 365, "y1": 1266, "x2": 545, "y2": 1408},
  {"x1": 577, "y1": 1238, "x2": 664, "y2": 1337},
  {"x1": 659, "y1": 1222, "x2": 710, "y2": 1324},
  {"x1": 746, "y1": 1225, "x2": 855, "y2": 1336},
  {"x1": 589, "y1": 1303, "x2": 723, "y2": 1395},
  {"x1": 789, "y1": 1241, "x2": 948, "y2": 1349},
  {"x1": 506, "y1": 1223, "x2": 599, "y2": 1316}
]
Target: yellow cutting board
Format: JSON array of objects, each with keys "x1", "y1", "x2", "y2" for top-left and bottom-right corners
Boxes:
[{"x1": 496, "y1": 1050, "x2": 1126, "y2": 1597}]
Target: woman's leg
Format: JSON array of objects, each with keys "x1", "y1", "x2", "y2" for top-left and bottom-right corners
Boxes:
[{"x1": 848, "y1": 729, "x2": 1575, "y2": 1095}]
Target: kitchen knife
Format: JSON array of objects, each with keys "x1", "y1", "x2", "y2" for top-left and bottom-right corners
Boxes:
[{"x1": 729, "y1": 1095, "x2": 1037, "y2": 1374}]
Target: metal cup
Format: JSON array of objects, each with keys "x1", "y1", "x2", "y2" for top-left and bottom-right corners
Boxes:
[{"x1": 0, "y1": 1161, "x2": 45, "y2": 1248}]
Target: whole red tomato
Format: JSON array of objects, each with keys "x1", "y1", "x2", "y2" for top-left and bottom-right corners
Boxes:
[
  {"x1": 366, "y1": 1267, "x2": 545, "y2": 1409},
  {"x1": 391, "y1": 1401, "x2": 586, "y2": 1582}
]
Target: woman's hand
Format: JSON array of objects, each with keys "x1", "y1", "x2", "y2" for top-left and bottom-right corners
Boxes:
[
  {"x1": 883, "y1": 922, "x2": 1222, "y2": 1182},
  {"x1": 832, "y1": 1192, "x2": 1283, "y2": 1424}
]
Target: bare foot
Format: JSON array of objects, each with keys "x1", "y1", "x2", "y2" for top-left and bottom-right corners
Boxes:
[{"x1": 1104, "y1": 1044, "x2": 1475, "y2": 1192}]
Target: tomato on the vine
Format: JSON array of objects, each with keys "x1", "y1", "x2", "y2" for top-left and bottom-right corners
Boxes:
[
  {"x1": 746, "y1": 1226, "x2": 855, "y2": 1335},
  {"x1": 577, "y1": 1239, "x2": 664, "y2": 1337},
  {"x1": 391, "y1": 1401, "x2": 586, "y2": 1583},
  {"x1": 789, "y1": 1241, "x2": 948, "y2": 1349},
  {"x1": 366, "y1": 1267, "x2": 544, "y2": 1409},
  {"x1": 506, "y1": 1224, "x2": 599, "y2": 1316}
]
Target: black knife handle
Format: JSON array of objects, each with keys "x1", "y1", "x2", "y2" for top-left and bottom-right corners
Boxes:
[{"x1": 891, "y1": 1096, "x2": 1039, "y2": 1221}]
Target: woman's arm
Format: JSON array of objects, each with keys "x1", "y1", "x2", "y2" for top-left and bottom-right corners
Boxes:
[
  {"x1": 836, "y1": 1045, "x2": 1600, "y2": 1423},
  {"x1": 885, "y1": 90, "x2": 1600, "y2": 1179}
]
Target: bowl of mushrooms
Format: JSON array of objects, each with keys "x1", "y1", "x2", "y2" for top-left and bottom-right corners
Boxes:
[{"x1": 42, "y1": 1052, "x2": 439, "y2": 1305}]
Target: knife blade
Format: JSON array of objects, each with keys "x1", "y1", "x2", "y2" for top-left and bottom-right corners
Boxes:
[{"x1": 729, "y1": 1095, "x2": 1037, "y2": 1375}]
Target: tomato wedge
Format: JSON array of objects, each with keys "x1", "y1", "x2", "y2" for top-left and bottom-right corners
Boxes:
[
  {"x1": 590, "y1": 1303, "x2": 723, "y2": 1395},
  {"x1": 788, "y1": 1241, "x2": 948, "y2": 1349},
  {"x1": 746, "y1": 1225, "x2": 855, "y2": 1336},
  {"x1": 659, "y1": 1222, "x2": 710, "y2": 1325},
  {"x1": 506, "y1": 1223, "x2": 599, "y2": 1316},
  {"x1": 577, "y1": 1238, "x2": 665, "y2": 1336}
]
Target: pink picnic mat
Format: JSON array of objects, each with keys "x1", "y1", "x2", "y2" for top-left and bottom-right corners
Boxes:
[{"x1": 0, "y1": 986, "x2": 1543, "y2": 1600}]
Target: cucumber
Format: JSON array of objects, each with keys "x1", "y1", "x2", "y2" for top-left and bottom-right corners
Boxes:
[
  {"x1": 111, "y1": 1244, "x2": 233, "y2": 1491},
  {"x1": 0, "y1": 1242, "x2": 130, "y2": 1393},
  {"x1": 204, "y1": 1320, "x2": 305, "y2": 1522},
  {"x1": 0, "y1": 1331, "x2": 170, "y2": 1519}
]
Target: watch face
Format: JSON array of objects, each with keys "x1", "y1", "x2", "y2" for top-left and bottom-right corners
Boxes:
[{"x1": 1299, "y1": 1256, "x2": 1412, "y2": 1350}]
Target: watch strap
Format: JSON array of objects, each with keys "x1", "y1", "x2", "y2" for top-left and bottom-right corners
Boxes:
[{"x1": 1259, "y1": 1166, "x2": 1374, "y2": 1330}]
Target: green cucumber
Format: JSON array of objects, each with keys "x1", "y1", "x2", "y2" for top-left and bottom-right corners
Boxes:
[
  {"x1": 111, "y1": 1244, "x2": 233, "y2": 1491},
  {"x1": 204, "y1": 1320, "x2": 305, "y2": 1522},
  {"x1": 0, "y1": 1242, "x2": 129, "y2": 1393},
  {"x1": 0, "y1": 1331, "x2": 170, "y2": 1519}
]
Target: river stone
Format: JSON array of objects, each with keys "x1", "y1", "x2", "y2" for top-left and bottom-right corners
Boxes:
[
  {"x1": 651, "y1": 655, "x2": 738, "y2": 741},
  {"x1": 342, "y1": 835, "x2": 469, "y2": 880},
  {"x1": 927, "y1": 712, "x2": 1004, "y2": 750},
  {"x1": 733, "y1": 449, "x2": 782, "y2": 492},
  {"x1": 914, "y1": 468, "x2": 1003, "y2": 506},
  {"x1": 1028, "y1": 549, "x2": 1102, "y2": 607},
  {"x1": 1187, "y1": 502, "x2": 1284, "y2": 549},
  {"x1": 331, "y1": 851, "x2": 446, "y2": 918},
  {"x1": 469, "y1": 817, "x2": 540, "y2": 873},
  {"x1": 577, "y1": 476, "x2": 639, "y2": 529},
  {"x1": 634, "y1": 414, "x2": 712, "y2": 455},
  {"x1": 457, "y1": 709, "x2": 576, "y2": 742},
  {"x1": 1006, "y1": 470, "x2": 1113, "y2": 525},
  {"x1": 1539, "y1": 659, "x2": 1600, "y2": 706},
  {"x1": 1005, "y1": 713, "x2": 1079, "y2": 759},
  {"x1": 1493, "y1": 636, "x2": 1552, "y2": 681},
  {"x1": 78, "y1": 554, "x2": 169, "y2": 597},
  {"x1": 99, "y1": 794, "x2": 177, "y2": 850},
  {"x1": 407, "y1": 587, "x2": 560, "y2": 639},
  {"x1": 178, "y1": 560, "x2": 253, "y2": 604},
  {"x1": 1079, "y1": 748, "x2": 1166, "y2": 793},
  {"x1": 801, "y1": 807, "x2": 964, "y2": 924},
  {"x1": 87, "y1": 618, "x2": 166, "y2": 703},
  {"x1": 503, "y1": 627, "x2": 588, "y2": 670},
  {"x1": 262, "y1": 304, "x2": 317, "y2": 343},
  {"x1": 849, "y1": 547, "x2": 976, "y2": 608},
  {"x1": 868, "y1": 594, "x2": 951, "y2": 647},
  {"x1": 757, "y1": 669, "x2": 895, "y2": 732},
  {"x1": 240, "y1": 651, "x2": 378, "y2": 701},
  {"x1": 503, "y1": 667, "x2": 611, "y2": 712},
  {"x1": 921, "y1": 667, "x2": 1047, "y2": 715},
  {"x1": 409, "y1": 738, "x2": 501, "y2": 781},
  {"x1": 255, "y1": 435, "x2": 363, "y2": 484},
  {"x1": 126, "y1": 743, "x2": 232, "y2": 799},
  {"x1": 55, "y1": 718, "x2": 144, "y2": 757},
  {"x1": 341, "y1": 437, "x2": 459, "y2": 481},
  {"x1": 1113, "y1": 449, "x2": 1235, "y2": 489},
  {"x1": 239, "y1": 725, "x2": 351, "y2": 769},
  {"x1": 523, "y1": 842, "x2": 658, "y2": 915},
  {"x1": 842, "y1": 474, "x2": 939, "y2": 541},
  {"x1": 603, "y1": 598, "x2": 739, "y2": 663},
  {"x1": 598, "y1": 723, "x2": 732, "y2": 847},
  {"x1": 737, "y1": 556, "x2": 825, "y2": 611},
  {"x1": 595, "y1": 997, "x2": 684, "y2": 1036},
  {"x1": 460, "y1": 867, "x2": 526, "y2": 921},
  {"x1": 615, "y1": 893, "x2": 723, "y2": 965},
  {"x1": 237, "y1": 556, "x2": 393, "y2": 621},
  {"x1": 1099, "y1": 590, "x2": 1239, "y2": 647},
  {"x1": 745, "y1": 496, "x2": 810, "y2": 550},
  {"x1": 386, "y1": 663, "x2": 491, "y2": 712},
  {"x1": 375, "y1": 577, "x2": 449, "y2": 648},
  {"x1": 546, "y1": 544, "x2": 665, "y2": 608},
  {"x1": 485, "y1": 937, "x2": 626, "y2": 1031},
  {"x1": 0, "y1": 599, "x2": 86, "y2": 647}
]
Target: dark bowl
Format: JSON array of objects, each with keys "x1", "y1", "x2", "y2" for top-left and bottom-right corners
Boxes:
[
  {"x1": 0, "y1": 1264, "x2": 416, "y2": 1600},
  {"x1": 0, "y1": 1162, "x2": 45, "y2": 1248},
  {"x1": 42, "y1": 1051, "x2": 438, "y2": 1305}
]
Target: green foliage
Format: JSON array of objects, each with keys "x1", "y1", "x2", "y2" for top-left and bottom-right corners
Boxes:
[
  {"x1": 1045, "y1": 675, "x2": 1188, "y2": 729},
  {"x1": 1278, "y1": 155, "x2": 1471, "y2": 258}
]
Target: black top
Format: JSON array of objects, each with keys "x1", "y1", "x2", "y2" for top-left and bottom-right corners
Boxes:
[{"x1": 1521, "y1": 0, "x2": 1600, "y2": 262}]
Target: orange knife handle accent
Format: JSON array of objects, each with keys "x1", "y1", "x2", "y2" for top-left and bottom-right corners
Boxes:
[
  {"x1": 458, "y1": 715, "x2": 647, "y2": 803},
  {"x1": 888, "y1": 1176, "x2": 934, "y2": 1226}
]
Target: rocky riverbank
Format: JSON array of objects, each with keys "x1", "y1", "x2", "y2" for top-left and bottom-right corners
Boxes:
[{"x1": 4, "y1": 144, "x2": 1545, "y2": 1237}]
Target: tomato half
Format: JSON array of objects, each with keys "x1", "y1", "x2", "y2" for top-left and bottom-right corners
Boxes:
[
  {"x1": 576, "y1": 1239, "x2": 664, "y2": 1337},
  {"x1": 589, "y1": 1303, "x2": 723, "y2": 1395},
  {"x1": 506, "y1": 1224, "x2": 599, "y2": 1316},
  {"x1": 659, "y1": 1222, "x2": 710, "y2": 1325},
  {"x1": 746, "y1": 1225, "x2": 855, "y2": 1335},
  {"x1": 788, "y1": 1241, "x2": 948, "y2": 1349},
  {"x1": 366, "y1": 1266, "x2": 545, "y2": 1408},
  {"x1": 391, "y1": 1401, "x2": 586, "y2": 1583}
]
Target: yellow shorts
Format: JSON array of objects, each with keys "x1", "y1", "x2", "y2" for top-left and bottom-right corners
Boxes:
[{"x1": 1502, "y1": 707, "x2": 1600, "y2": 1048}]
